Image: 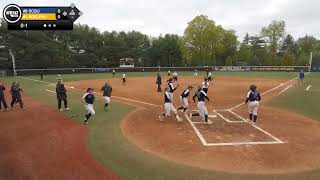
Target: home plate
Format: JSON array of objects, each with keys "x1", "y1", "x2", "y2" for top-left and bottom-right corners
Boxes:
[{"x1": 209, "y1": 115, "x2": 217, "y2": 119}]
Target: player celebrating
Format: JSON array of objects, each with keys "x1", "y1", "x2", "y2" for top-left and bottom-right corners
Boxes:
[
  {"x1": 202, "y1": 78, "x2": 210, "y2": 94},
  {"x1": 173, "y1": 71, "x2": 178, "y2": 82},
  {"x1": 156, "y1": 73, "x2": 162, "y2": 92},
  {"x1": 83, "y1": 88, "x2": 96, "y2": 125},
  {"x1": 56, "y1": 79, "x2": 69, "y2": 111},
  {"x1": 122, "y1": 73, "x2": 126, "y2": 85},
  {"x1": 167, "y1": 78, "x2": 179, "y2": 101},
  {"x1": 245, "y1": 84, "x2": 261, "y2": 124},
  {"x1": 177, "y1": 86, "x2": 193, "y2": 113},
  {"x1": 159, "y1": 87, "x2": 182, "y2": 122},
  {"x1": 0, "y1": 81, "x2": 9, "y2": 111},
  {"x1": 190, "y1": 86, "x2": 212, "y2": 124},
  {"x1": 100, "y1": 82, "x2": 112, "y2": 111},
  {"x1": 10, "y1": 82, "x2": 24, "y2": 110},
  {"x1": 298, "y1": 69, "x2": 305, "y2": 84}
]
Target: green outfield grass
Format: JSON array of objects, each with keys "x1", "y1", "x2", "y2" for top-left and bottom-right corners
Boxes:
[{"x1": 2, "y1": 72, "x2": 320, "y2": 180}]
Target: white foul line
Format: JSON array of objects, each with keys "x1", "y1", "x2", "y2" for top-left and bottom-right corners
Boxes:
[
  {"x1": 19, "y1": 76, "x2": 162, "y2": 108},
  {"x1": 184, "y1": 114, "x2": 208, "y2": 146},
  {"x1": 306, "y1": 85, "x2": 311, "y2": 91},
  {"x1": 229, "y1": 72, "x2": 310, "y2": 110},
  {"x1": 278, "y1": 85, "x2": 293, "y2": 95}
]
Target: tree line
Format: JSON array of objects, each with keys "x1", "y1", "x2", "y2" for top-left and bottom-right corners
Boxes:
[{"x1": 0, "y1": 15, "x2": 320, "y2": 69}]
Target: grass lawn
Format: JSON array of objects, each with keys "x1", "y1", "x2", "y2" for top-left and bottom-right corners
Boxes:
[{"x1": 2, "y1": 72, "x2": 320, "y2": 180}]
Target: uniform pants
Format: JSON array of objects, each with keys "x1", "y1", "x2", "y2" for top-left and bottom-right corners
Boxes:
[
  {"x1": 248, "y1": 101, "x2": 259, "y2": 116},
  {"x1": 179, "y1": 96, "x2": 189, "y2": 108},
  {"x1": 103, "y1": 96, "x2": 111, "y2": 104},
  {"x1": 11, "y1": 96, "x2": 23, "y2": 108},
  {"x1": 197, "y1": 101, "x2": 208, "y2": 120},
  {"x1": 164, "y1": 103, "x2": 176, "y2": 116},
  {"x1": 0, "y1": 95, "x2": 8, "y2": 110},
  {"x1": 85, "y1": 104, "x2": 95, "y2": 115}
]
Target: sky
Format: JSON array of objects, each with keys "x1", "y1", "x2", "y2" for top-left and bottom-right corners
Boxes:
[{"x1": 1, "y1": 0, "x2": 319, "y2": 40}]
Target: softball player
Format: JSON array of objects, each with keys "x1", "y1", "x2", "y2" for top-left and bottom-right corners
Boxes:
[
  {"x1": 177, "y1": 86, "x2": 193, "y2": 112},
  {"x1": 0, "y1": 81, "x2": 9, "y2": 111},
  {"x1": 202, "y1": 78, "x2": 210, "y2": 94},
  {"x1": 193, "y1": 69, "x2": 198, "y2": 77},
  {"x1": 167, "y1": 78, "x2": 179, "y2": 101},
  {"x1": 56, "y1": 79, "x2": 69, "y2": 111},
  {"x1": 112, "y1": 69, "x2": 116, "y2": 76},
  {"x1": 156, "y1": 73, "x2": 162, "y2": 92},
  {"x1": 191, "y1": 86, "x2": 211, "y2": 124},
  {"x1": 173, "y1": 71, "x2": 178, "y2": 82},
  {"x1": 159, "y1": 87, "x2": 182, "y2": 122},
  {"x1": 83, "y1": 88, "x2": 96, "y2": 125},
  {"x1": 122, "y1": 73, "x2": 126, "y2": 85},
  {"x1": 245, "y1": 84, "x2": 261, "y2": 124},
  {"x1": 168, "y1": 70, "x2": 171, "y2": 76},
  {"x1": 10, "y1": 82, "x2": 24, "y2": 110},
  {"x1": 208, "y1": 72, "x2": 212, "y2": 82},
  {"x1": 298, "y1": 70, "x2": 305, "y2": 84},
  {"x1": 100, "y1": 82, "x2": 112, "y2": 111}
]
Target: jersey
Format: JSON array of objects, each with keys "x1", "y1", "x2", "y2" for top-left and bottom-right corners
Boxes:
[
  {"x1": 193, "y1": 90, "x2": 208, "y2": 102},
  {"x1": 101, "y1": 85, "x2": 112, "y2": 97},
  {"x1": 11, "y1": 85, "x2": 22, "y2": 97},
  {"x1": 208, "y1": 72, "x2": 212, "y2": 77},
  {"x1": 246, "y1": 91, "x2": 261, "y2": 102},
  {"x1": 122, "y1": 74, "x2": 126, "y2": 79},
  {"x1": 202, "y1": 81, "x2": 209, "y2": 89},
  {"x1": 83, "y1": 93, "x2": 95, "y2": 104},
  {"x1": 164, "y1": 92, "x2": 172, "y2": 103},
  {"x1": 168, "y1": 82, "x2": 175, "y2": 93},
  {"x1": 56, "y1": 83, "x2": 66, "y2": 94},
  {"x1": 181, "y1": 89, "x2": 190, "y2": 98}
]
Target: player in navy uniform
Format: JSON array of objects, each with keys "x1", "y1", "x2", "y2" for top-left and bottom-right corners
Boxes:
[
  {"x1": 156, "y1": 73, "x2": 162, "y2": 92},
  {"x1": 100, "y1": 82, "x2": 112, "y2": 111},
  {"x1": 245, "y1": 84, "x2": 261, "y2": 124},
  {"x1": 298, "y1": 69, "x2": 305, "y2": 84},
  {"x1": 177, "y1": 86, "x2": 193, "y2": 112},
  {"x1": 202, "y1": 78, "x2": 210, "y2": 93},
  {"x1": 167, "y1": 78, "x2": 179, "y2": 101},
  {"x1": 10, "y1": 82, "x2": 24, "y2": 110},
  {"x1": 190, "y1": 86, "x2": 212, "y2": 124},
  {"x1": 0, "y1": 81, "x2": 9, "y2": 111},
  {"x1": 159, "y1": 87, "x2": 182, "y2": 122},
  {"x1": 83, "y1": 88, "x2": 96, "y2": 125}
]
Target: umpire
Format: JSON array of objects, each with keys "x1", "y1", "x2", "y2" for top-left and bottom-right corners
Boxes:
[
  {"x1": 56, "y1": 79, "x2": 69, "y2": 111},
  {"x1": 100, "y1": 82, "x2": 112, "y2": 111},
  {"x1": 156, "y1": 73, "x2": 162, "y2": 92},
  {"x1": 0, "y1": 81, "x2": 9, "y2": 111}
]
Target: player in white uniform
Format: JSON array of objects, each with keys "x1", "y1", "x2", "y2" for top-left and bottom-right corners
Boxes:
[
  {"x1": 177, "y1": 86, "x2": 193, "y2": 112},
  {"x1": 190, "y1": 86, "x2": 212, "y2": 124},
  {"x1": 245, "y1": 84, "x2": 261, "y2": 124},
  {"x1": 173, "y1": 71, "x2": 178, "y2": 82},
  {"x1": 159, "y1": 87, "x2": 182, "y2": 122},
  {"x1": 167, "y1": 78, "x2": 179, "y2": 101},
  {"x1": 208, "y1": 72, "x2": 212, "y2": 82},
  {"x1": 82, "y1": 88, "x2": 96, "y2": 125},
  {"x1": 193, "y1": 70, "x2": 198, "y2": 77},
  {"x1": 202, "y1": 78, "x2": 210, "y2": 94},
  {"x1": 122, "y1": 73, "x2": 126, "y2": 85}
]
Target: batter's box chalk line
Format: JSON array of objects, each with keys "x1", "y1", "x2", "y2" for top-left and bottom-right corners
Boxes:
[{"x1": 185, "y1": 109, "x2": 285, "y2": 147}]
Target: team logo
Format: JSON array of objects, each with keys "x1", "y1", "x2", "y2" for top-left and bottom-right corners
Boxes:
[{"x1": 3, "y1": 4, "x2": 22, "y2": 23}]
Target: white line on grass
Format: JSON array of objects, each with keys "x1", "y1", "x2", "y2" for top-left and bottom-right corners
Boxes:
[
  {"x1": 306, "y1": 85, "x2": 312, "y2": 91},
  {"x1": 19, "y1": 76, "x2": 162, "y2": 108},
  {"x1": 278, "y1": 85, "x2": 293, "y2": 95},
  {"x1": 229, "y1": 72, "x2": 310, "y2": 110}
]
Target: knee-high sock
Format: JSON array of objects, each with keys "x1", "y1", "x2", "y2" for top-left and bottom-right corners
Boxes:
[
  {"x1": 205, "y1": 115, "x2": 208, "y2": 122},
  {"x1": 254, "y1": 115, "x2": 257, "y2": 122},
  {"x1": 183, "y1": 107, "x2": 187, "y2": 112},
  {"x1": 249, "y1": 114, "x2": 253, "y2": 120}
]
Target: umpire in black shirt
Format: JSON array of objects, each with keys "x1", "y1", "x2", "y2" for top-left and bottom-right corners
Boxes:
[
  {"x1": 0, "y1": 81, "x2": 9, "y2": 111},
  {"x1": 56, "y1": 79, "x2": 69, "y2": 111}
]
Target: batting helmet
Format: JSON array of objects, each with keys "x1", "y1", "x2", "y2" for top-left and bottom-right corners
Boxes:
[{"x1": 250, "y1": 84, "x2": 257, "y2": 91}]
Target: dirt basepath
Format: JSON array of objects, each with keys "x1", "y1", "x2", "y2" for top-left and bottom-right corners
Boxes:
[
  {"x1": 0, "y1": 92, "x2": 119, "y2": 180},
  {"x1": 69, "y1": 76, "x2": 320, "y2": 174}
]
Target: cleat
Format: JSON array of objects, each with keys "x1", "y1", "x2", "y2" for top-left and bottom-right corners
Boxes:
[
  {"x1": 158, "y1": 115, "x2": 164, "y2": 121},
  {"x1": 59, "y1": 109, "x2": 63, "y2": 112},
  {"x1": 84, "y1": 120, "x2": 88, "y2": 125},
  {"x1": 65, "y1": 108, "x2": 70, "y2": 111}
]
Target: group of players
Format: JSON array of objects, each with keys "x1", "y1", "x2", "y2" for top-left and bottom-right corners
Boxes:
[
  {"x1": 0, "y1": 81, "x2": 24, "y2": 112},
  {"x1": 158, "y1": 70, "x2": 215, "y2": 124},
  {"x1": 158, "y1": 70, "x2": 262, "y2": 125}
]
